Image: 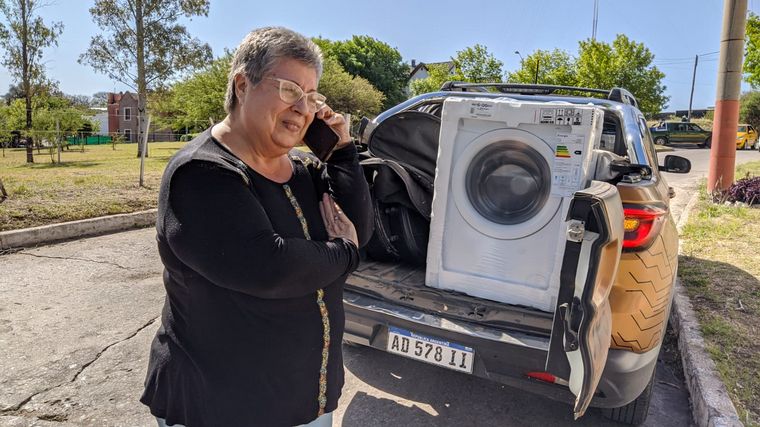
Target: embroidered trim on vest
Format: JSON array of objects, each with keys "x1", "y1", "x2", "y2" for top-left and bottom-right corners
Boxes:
[
  {"x1": 290, "y1": 153, "x2": 322, "y2": 170},
  {"x1": 282, "y1": 182, "x2": 329, "y2": 416},
  {"x1": 283, "y1": 184, "x2": 311, "y2": 240}
]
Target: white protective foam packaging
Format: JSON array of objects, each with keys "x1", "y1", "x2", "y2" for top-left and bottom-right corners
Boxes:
[{"x1": 425, "y1": 97, "x2": 604, "y2": 312}]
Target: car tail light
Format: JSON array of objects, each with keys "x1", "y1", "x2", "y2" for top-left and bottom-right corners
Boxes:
[{"x1": 623, "y1": 204, "x2": 667, "y2": 251}]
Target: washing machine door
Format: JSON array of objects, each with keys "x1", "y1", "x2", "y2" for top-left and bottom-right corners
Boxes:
[
  {"x1": 545, "y1": 181, "x2": 624, "y2": 419},
  {"x1": 451, "y1": 128, "x2": 559, "y2": 239}
]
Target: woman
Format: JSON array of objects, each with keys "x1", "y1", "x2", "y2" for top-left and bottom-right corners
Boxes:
[{"x1": 140, "y1": 27, "x2": 373, "y2": 426}]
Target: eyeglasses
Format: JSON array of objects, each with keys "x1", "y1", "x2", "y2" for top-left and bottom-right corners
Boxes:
[{"x1": 264, "y1": 77, "x2": 327, "y2": 113}]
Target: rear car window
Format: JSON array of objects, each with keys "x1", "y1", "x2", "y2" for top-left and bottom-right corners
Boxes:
[
  {"x1": 638, "y1": 117, "x2": 659, "y2": 171},
  {"x1": 599, "y1": 112, "x2": 627, "y2": 156}
]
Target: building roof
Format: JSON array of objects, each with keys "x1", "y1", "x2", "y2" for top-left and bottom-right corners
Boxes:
[{"x1": 409, "y1": 61, "x2": 455, "y2": 79}]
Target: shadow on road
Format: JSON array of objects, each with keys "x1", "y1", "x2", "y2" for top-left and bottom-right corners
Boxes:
[{"x1": 341, "y1": 344, "x2": 627, "y2": 426}]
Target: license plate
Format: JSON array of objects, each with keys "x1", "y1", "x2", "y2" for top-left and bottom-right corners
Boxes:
[{"x1": 386, "y1": 326, "x2": 474, "y2": 374}]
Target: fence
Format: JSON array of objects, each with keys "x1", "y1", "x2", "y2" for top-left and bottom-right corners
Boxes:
[
  {"x1": 3, "y1": 131, "x2": 188, "y2": 148},
  {"x1": 65, "y1": 135, "x2": 113, "y2": 146}
]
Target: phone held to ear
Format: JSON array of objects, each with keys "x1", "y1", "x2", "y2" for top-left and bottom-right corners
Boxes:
[{"x1": 303, "y1": 118, "x2": 340, "y2": 162}]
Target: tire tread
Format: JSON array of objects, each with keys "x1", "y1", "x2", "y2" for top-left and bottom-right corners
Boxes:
[{"x1": 601, "y1": 369, "x2": 654, "y2": 425}]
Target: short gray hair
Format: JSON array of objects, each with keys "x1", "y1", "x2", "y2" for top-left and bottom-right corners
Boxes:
[{"x1": 224, "y1": 27, "x2": 323, "y2": 114}]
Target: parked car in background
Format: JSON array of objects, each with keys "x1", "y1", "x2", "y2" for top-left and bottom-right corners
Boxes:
[
  {"x1": 347, "y1": 83, "x2": 692, "y2": 425},
  {"x1": 649, "y1": 121, "x2": 712, "y2": 148},
  {"x1": 737, "y1": 124, "x2": 758, "y2": 150}
]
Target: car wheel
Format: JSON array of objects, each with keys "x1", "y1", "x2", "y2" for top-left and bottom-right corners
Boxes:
[
  {"x1": 654, "y1": 137, "x2": 667, "y2": 146},
  {"x1": 601, "y1": 367, "x2": 655, "y2": 425},
  {"x1": 705, "y1": 137, "x2": 712, "y2": 148}
]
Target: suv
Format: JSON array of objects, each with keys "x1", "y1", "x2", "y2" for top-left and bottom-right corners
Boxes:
[
  {"x1": 649, "y1": 121, "x2": 712, "y2": 148},
  {"x1": 345, "y1": 83, "x2": 691, "y2": 425}
]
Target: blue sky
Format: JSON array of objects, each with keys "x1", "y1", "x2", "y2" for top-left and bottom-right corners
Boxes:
[{"x1": 1, "y1": 0, "x2": 759, "y2": 111}]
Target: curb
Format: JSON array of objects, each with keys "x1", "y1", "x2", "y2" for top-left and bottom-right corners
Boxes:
[
  {"x1": 671, "y1": 191, "x2": 743, "y2": 427},
  {"x1": 0, "y1": 209, "x2": 157, "y2": 251}
]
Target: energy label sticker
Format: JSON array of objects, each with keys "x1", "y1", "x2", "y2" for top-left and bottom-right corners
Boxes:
[{"x1": 552, "y1": 134, "x2": 585, "y2": 197}]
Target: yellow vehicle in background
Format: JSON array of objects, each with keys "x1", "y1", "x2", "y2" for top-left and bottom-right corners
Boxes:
[{"x1": 737, "y1": 124, "x2": 758, "y2": 150}]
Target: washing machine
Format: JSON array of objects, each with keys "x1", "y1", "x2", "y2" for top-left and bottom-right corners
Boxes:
[{"x1": 425, "y1": 97, "x2": 604, "y2": 312}]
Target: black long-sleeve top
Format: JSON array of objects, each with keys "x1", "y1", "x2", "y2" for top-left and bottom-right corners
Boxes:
[{"x1": 140, "y1": 129, "x2": 373, "y2": 427}]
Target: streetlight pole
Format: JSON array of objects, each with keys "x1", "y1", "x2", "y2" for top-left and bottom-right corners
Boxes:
[
  {"x1": 592, "y1": 0, "x2": 599, "y2": 40},
  {"x1": 515, "y1": 51, "x2": 539, "y2": 84}
]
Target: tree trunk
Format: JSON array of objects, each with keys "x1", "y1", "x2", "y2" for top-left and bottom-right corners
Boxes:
[
  {"x1": 135, "y1": 0, "x2": 148, "y2": 158},
  {"x1": 21, "y1": 0, "x2": 34, "y2": 163},
  {"x1": 0, "y1": 177, "x2": 8, "y2": 202}
]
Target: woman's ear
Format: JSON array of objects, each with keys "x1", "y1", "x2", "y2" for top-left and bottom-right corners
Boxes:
[{"x1": 234, "y1": 74, "x2": 247, "y2": 103}]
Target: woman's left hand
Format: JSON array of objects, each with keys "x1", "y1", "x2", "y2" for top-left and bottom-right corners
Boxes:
[
  {"x1": 315, "y1": 105, "x2": 352, "y2": 149},
  {"x1": 319, "y1": 193, "x2": 358, "y2": 247}
]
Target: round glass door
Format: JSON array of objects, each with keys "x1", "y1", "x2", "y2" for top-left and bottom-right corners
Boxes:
[{"x1": 465, "y1": 141, "x2": 550, "y2": 225}]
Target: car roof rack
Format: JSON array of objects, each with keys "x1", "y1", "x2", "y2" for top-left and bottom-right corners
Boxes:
[{"x1": 438, "y1": 81, "x2": 639, "y2": 108}]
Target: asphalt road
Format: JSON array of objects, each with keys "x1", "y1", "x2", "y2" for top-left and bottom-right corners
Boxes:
[{"x1": 0, "y1": 146, "x2": 757, "y2": 427}]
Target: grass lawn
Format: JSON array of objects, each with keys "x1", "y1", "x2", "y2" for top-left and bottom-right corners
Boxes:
[
  {"x1": 0, "y1": 142, "x2": 185, "y2": 231},
  {"x1": 678, "y1": 161, "x2": 760, "y2": 426}
]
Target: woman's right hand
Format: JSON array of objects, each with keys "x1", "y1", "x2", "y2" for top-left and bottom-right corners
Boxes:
[{"x1": 319, "y1": 193, "x2": 358, "y2": 248}]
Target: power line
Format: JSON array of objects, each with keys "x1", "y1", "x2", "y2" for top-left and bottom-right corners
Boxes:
[
  {"x1": 654, "y1": 51, "x2": 720, "y2": 64},
  {"x1": 654, "y1": 56, "x2": 696, "y2": 62}
]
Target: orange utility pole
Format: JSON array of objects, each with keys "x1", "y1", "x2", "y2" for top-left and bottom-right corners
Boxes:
[{"x1": 708, "y1": 0, "x2": 748, "y2": 192}]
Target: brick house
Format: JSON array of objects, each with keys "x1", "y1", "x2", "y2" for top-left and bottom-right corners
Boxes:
[
  {"x1": 106, "y1": 92, "x2": 175, "y2": 142},
  {"x1": 107, "y1": 92, "x2": 137, "y2": 141}
]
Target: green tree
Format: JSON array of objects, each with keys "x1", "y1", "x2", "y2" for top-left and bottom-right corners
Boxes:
[
  {"x1": 152, "y1": 52, "x2": 231, "y2": 132},
  {"x1": 80, "y1": 0, "x2": 212, "y2": 156},
  {"x1": 452, "y1": 44, "x2": 503, "y2": 83},
  {"x1": 153, "y1": 52, "x2": 386, "y2": 131},
  {"x1": 319, "y1": 35, "x2": 408, "y2": 109},
  {"x1": 576, "y1": 34, "x2": 668, "y2": 116},
  {"x1": 0, "y1": 102, "x2": 10, "y2": 151},
  {"x1": 318, "y1": 56, "x2": 385, "y2": 120},
  {"x1": 2, "y1": 93, "x2": 93, "y2": 162},
  {"x1": 4, "y1": 94, "x2": 91, "y2": 141},
  {"x1": 409, "y1": 44, "x2": 503, "y2": 96},
  {"x1": 507, "y1": 49, "x2": 577, "y2": 86},
  {"x1": 744, "y1": 12, "x2": 760, "y2": 88},
  {"x1": 409, "y1": 63, "x2": 455, "y2": 96},
  {"x1": 740, "y1": 91, "x2": 760, "y2": 129},
  {"x1": 0, "y1": 0, "x2": 63, "y2": 163}
]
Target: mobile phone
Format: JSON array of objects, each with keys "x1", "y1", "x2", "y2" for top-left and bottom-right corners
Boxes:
[{"x1": 303, "y1": 118, "x2": 340, "y2": 161}]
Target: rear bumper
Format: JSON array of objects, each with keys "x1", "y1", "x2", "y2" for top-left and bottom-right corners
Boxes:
[{"x1": 343, "y1": 289, "x2": 658, "y2": 409}]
